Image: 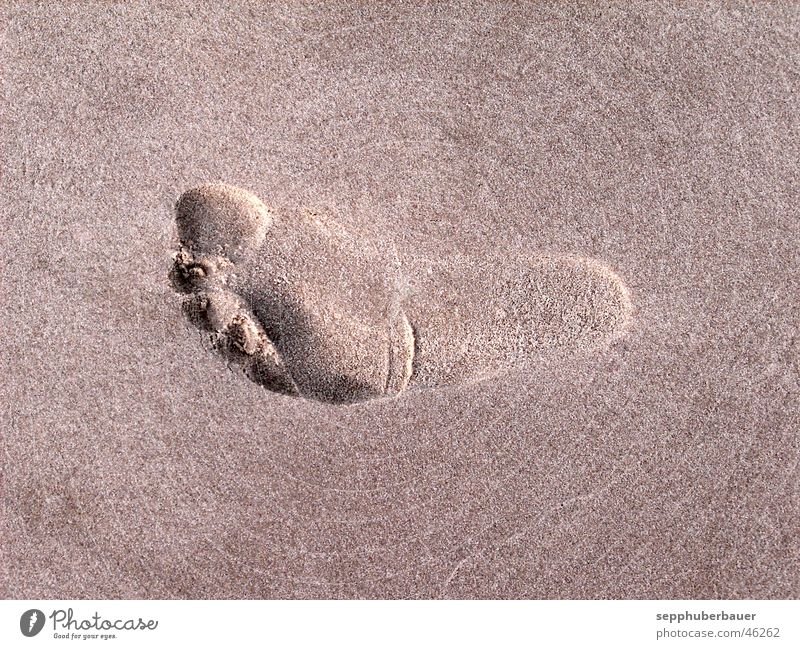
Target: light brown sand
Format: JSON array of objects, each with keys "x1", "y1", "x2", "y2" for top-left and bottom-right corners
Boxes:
[
  {"x1": 171, "y1": 183, "x2": 631, "y2": 403},
  {"x1": 2, "y1": 1, "x2": 798, "y2": 598}
]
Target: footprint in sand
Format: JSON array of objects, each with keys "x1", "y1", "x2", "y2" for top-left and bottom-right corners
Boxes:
[{"x1": 169, "y1": 183, "x2": 632, "y2": 404}]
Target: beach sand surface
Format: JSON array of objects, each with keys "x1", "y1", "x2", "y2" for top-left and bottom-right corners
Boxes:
[{"x1": 2, "y1": 1, "x2": 798, "y2": 598}]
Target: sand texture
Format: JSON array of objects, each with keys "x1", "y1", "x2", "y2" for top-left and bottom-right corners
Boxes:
[
  {"x1": 171, "y1": 183, "x2": 631, "y2": 403},
  {"x1": 2, "y1": 1, "x2": 799, "y2": 598}
]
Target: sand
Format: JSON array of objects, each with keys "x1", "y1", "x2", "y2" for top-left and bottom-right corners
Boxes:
[
  {"x1": 171, "y1": 183, "x2": 631, "y2": 403},
  {"x1": 2, "y1": 1, "x2": 798, "y2": 598}
]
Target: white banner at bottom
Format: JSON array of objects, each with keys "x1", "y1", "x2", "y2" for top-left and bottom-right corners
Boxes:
[{"x1": 0, "y1": 600, "x2": 797, "y2": 649}]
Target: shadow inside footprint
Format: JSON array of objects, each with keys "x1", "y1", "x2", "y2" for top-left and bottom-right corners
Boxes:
[{"x1": 169, "y1": 183, "x2": 632, "y2": 405}]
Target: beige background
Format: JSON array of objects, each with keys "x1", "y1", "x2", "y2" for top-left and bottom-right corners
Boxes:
[{"x1": 2, "y1": 1, "x2": 798, "y2": 598}]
